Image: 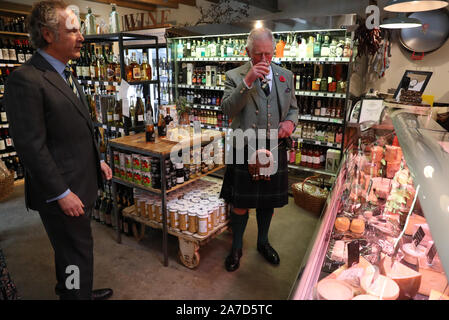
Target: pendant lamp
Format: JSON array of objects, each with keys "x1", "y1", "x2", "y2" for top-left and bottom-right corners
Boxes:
[
  {"x1": 380, "y1": 14, "x2": 422, "y2": 28},
  {"x1": 384, "y1": 0, "x2": 448, "y2": 12}
]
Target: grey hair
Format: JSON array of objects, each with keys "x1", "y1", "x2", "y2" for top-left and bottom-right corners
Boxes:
[
  {"x1": 27, "y1": 0, "x2": 67, "y2": 49},
  {"x1": 246, "y1": 27, "x2": 275, "y2": 54}
]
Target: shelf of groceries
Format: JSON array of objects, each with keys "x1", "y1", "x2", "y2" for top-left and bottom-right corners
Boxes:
[{"x1": 290, "y1": 108, "x2": 449, "y2": 300}]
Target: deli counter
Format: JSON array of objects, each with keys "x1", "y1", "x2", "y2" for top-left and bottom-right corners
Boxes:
[{"x1": 289, "y1": 108, "x2": 449, "y2": 300}]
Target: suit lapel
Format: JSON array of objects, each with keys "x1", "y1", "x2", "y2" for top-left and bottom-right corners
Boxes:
[
  {"x1": 272, "y1": 64, "x2": 289, "y2": 120},
  {"x1": 31, "y1": 53, "x2": 93, "y2": 127}
]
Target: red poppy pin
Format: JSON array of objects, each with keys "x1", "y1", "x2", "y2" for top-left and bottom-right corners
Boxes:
[{"x1": 279, "y1": 75, "x2": 286, "y2": 82}]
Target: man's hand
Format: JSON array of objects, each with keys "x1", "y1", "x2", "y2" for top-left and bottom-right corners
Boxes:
[
  {"x1": 58, "y1": 192, "x2": 85, "y2": 217},
  {"x1": 101, "y1": 161, "x2": 112, "y2": 180},
  {"x1": 244, "y1": 61, "x2": 270, "y2": 88},
  {"x1": 278, "y1": 120, "x2": 295, "y2": 138}
]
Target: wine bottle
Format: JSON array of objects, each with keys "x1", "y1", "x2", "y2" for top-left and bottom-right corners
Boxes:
[
  {"x1": 145, "y1": 103, "x2": 155, "y2": 142},
  {"x1": 135, "y1": 95, "x2": 145, "y2": 127},
  {"x1": 157, "y1": 108, "x2": 166, "y2": 137}
]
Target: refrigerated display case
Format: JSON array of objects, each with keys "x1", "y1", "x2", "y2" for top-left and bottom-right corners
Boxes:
[{"x1": 289, "y1": 107, "x2": 449, "y2": 300}]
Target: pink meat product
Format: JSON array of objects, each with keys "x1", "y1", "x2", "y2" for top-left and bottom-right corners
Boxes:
[
  {"x1": 371, "y1": 146, "x2": 384, "y2": 162},
  {"x1": 385, "y1": 145, "x2": 400, "y2": 162}
]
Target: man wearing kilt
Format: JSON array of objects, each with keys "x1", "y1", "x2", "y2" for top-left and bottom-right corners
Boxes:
[{"x1": 220, "y1": 27, "x2": 298, "y2": 272}]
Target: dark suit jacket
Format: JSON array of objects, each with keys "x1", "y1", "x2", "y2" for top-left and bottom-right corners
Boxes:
[{"x1": 4, "y1": 52, "x2": 103, "y2": 212}]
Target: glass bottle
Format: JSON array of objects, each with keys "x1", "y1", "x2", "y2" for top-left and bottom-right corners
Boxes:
[
  {"x1": 157, "y1": 108, "x2": 167, "y2": 137},
  {"x1": 145, "y1": 102, "x2": 155, "y2": 142},
  {"x1": 320, "y1": 35, "x2": 330, "y2": 57},
  {"x1": 109, "y1": 4, "x2": 120, "y2": 33},
  {"x1": 329, "y1": 39, "x2": 337, "y2": 57},
  {"x1": 85, "y1": 7, "x2": 96, "y2": 35},
  {"x1": 130, "y1": 52, "x2": 141, "y2": 81},
  {"x1": 320, "y1": 65, "x2": 328, "y2": 92},
  {"x1": 275, "y1": 36, "x2": 285, "y2": 58},
  {"x1": 306, "y1": 36, "x2": 314, "y2": 58},
  {"x1": 135, "y1": 95, "x2": 145, "y2": 127},
  {"x1": 336, "y1": 40, "x2": 344, "y2": 57},
  {"x1": 177, "y1": 39, "x2": 183, "y2": 59},
  {"x1": 343, "y1": 38, "x2": 352, "y2": 57},
  {"x1": 313, "y1": 33, "x2": 322, "y2": 57},
  {"x1": 283, "y1": 34, "x2": 291, "y2": 58},
  {"x1": 89, "y1": 45, "x2": 97, "y2": 81},
  {"x1": 140, "y1": 52, "x2": 152, "y2": 81}
]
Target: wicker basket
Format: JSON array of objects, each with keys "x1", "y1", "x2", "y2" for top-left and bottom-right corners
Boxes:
[
  {"x1": 292, "y1": 175, "x2": 328, "y2": 216},
  {"x1": 0, "y1": 170, "x2": 14, "y2": 202}
]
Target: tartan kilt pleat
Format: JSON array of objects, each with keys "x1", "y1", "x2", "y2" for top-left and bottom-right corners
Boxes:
[{"x1": 220, "y1": 144, "x2": 289, "y2": 209}]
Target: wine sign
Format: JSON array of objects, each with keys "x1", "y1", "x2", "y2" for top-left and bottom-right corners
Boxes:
[
  {"x1": 413, "y1": 226, "x2": 425, "y2": 247},
  {"x1": 122, "y1": 10, "x2": 171, "y2": 31}
]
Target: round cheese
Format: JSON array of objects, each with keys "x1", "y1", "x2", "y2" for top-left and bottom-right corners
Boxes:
[
  {"x1": 335, "y1": 217, "x2": 350, "y2": 232},
  {"x1": 380, "y1": 256, "x2": 421, "y2": 300},
  {"x1": 350, "y1": 218, "x2": 365, "y2": 234},
  {"x1": 316, "y1": 279, "x2": 354, "y2": 300},
  {"x1": 402, "y1": 243, "x2": 426, "y2": 265},
  {"x1": 361, "y1": 274, "x2": 400, "y2": 300}
]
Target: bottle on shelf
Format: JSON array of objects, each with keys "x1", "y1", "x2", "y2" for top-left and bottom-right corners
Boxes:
[
  {"x1": 145, "y1": 104, "x2": 155, "y2": 142},
  {"x1": 130, "y1": 52, "x2": 141, "y2": 81},
  {"x1": 275, "y1": 35, "x2": 285, "y2": 58},
  {"x1": 109, "y1": 4, "x2": 121, "y2": 33},
  {"x1": 320, "y1": 35, "x2": 330, "y2": 57},
  {"x1": 135, "y1": 94, "x2": 145, "y2": 127},
  {"x1": 85, "y1": 7, "x2": 96, "y2": 35},
  {"x1": 140, "y1": 52, "x2": 152, "y2": 81},
  {"x1": 8, "y1": 39, "x2": 17, "y2": 64},
  {"x1": 306, "y1": 36, "x2": 314, "y2": 58}
]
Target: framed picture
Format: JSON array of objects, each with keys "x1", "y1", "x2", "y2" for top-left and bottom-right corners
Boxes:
[{"x1": 393, "y1": 70, "x2": 433, "y2": 99}]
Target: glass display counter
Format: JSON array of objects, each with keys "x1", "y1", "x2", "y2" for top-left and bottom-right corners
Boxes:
[{"x1": 289, "y1": 108, "x2": 449, "y2": 300}]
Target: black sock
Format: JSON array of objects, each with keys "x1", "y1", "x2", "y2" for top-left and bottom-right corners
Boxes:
[
  {"x1": 256, "y1": 208, "x2": 274, "y2": 246},
  {"x1": 230, "y1": 211, "x2": 249, "y2": 250}
]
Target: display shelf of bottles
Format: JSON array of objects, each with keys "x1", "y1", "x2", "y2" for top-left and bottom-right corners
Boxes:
[
  {"x1": 295, "y1": 90, "x2": 345, "y2": 99},
  {"x1": 176, "y1": 84, "x2": 225, "y2": 91},
  {"x1": 178, "y1": 57, "x2": 249, "y2": 62},
  {"x1": 0, "y1": 151, "x2": 16, "y2": 158},
  {"x1": 288, "y1": 163, "x2": 337, "y2": 177},
  {"x1": 298, "y1": 115, "x2": 344, "y2": 124},
  {"x1": 113, "y1": 164, "x2": 225, "y2": 195},
  {"x1": 273, "y1": 57, "x2": 351, "y2": 63},
  {"x1": 292, "y1": 136, "x2": 341, "y2": 149},
  {"x1": 189, "y1": 104, "x2": 221, "y2": 111}
]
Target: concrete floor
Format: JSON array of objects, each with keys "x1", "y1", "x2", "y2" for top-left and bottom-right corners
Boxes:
[{"x1": 0, "y1": 180, "x2": 319, "y2": 300}]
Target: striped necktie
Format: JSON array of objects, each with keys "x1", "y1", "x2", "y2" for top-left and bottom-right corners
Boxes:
[{"x1": 63, "y1": 66, "x2": 80, "y2": 98}]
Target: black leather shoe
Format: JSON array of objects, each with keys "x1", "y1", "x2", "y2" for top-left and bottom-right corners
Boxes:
[
  {"x1": 225, "y1": 248, "x2": 242, "y2": 272},
  {"x1": 257, "y1": 242, "x2": 280, "y2": 265},
  {"x1": 92, "y1": 288, "x2": 113, "y2": 300}
]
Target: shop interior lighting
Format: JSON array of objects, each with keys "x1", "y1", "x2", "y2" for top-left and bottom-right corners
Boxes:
[
  {"x1": 379, "y1": 14, "x2": 422, "y2": 28},
  {"x1": 384, "y1": 0, "x2": 448, "y2": 12},
  {"x1": 423, "y1": 165, "x2": 434, "y2": 178},
  {"x1": 255, "y1": 20, "x2": 263, "y2": 29}
]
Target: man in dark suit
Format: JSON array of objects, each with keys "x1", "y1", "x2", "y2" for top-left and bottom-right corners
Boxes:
[{"x1": 4, "y1": 1, "x2": 113, "y2": 300}]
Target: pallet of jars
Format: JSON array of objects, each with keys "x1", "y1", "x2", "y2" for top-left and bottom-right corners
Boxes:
[
  {"x1": 122, "y1": 180, "x2": 230, "y2": 268},
  {"x1": 112, "y1": 148, "x2": 224, "y2": 191}
]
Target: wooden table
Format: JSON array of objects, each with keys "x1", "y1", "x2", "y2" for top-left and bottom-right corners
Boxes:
[{"x1": 109, "y1": 129, "x2": 225, "y2": 267}]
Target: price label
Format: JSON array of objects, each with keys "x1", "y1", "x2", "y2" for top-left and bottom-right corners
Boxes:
[
  {"x1": 200, "y1": 86, "x2": 204, "y2": 89},
  {"x1": 113, "y1": 82, "x2": 118, "y2": 86},
  {"x1": 347, "y1": 240, "x2": 360, "y2": 267},
  {"x1": 119, "y1": 128, "x2": 125, "y2": 135},
  {"x1": 7, "y1": 64, "x2": 14, "y2": 67},
  {"x1": 111, "y1": 126, "x2": 116, "y2": 131},
  {"x1": 95, "y1": 81, "x2": 100, "y2": 86},
  {"x1": 413, "y1": 226, "x2": 425, "y2": 247},
  {"x1": 102, "y1": 124, "x2": 107, "y2": 129},
  {"x1": 427, "y1": 242, "x2": 437, "y2": 265},
  {"x1": 323, "y1": 93, "x2": 327, "y2": 97}
]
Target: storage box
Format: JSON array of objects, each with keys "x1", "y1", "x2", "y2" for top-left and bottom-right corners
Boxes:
[{"x1": 326, "y1": 149, "x2": 341, "y2": 173}]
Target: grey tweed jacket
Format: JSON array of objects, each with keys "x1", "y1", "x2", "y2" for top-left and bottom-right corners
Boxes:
[{"x1": 221, "y1": 62, "x2": 298, "y2": 132}]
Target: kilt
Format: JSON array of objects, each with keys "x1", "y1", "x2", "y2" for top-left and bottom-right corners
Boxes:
[{"x1": 220, "y1": 140, "x2": 289, "y2": 209}]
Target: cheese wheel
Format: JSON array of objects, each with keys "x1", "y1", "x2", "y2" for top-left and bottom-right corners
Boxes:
[
  {"x1": 352, "y1": 294, "x2": 379, "y2": 300},
  {"x1": 380, "y1": 256, "x2": 421, "y2": 300},
  {"x1": 402, "y1": 243, "x2": 426, "y2": 265},
  {"x1": 316, "y1": 279, "x2": 354, "y2": 300},
  {"x1": 335, "y1": 217, "x2": 350, "y2": 232},
  {"x1": 350, "y1": 218, "x2": 365, "y2": 234},
  {"x1": 360, "y1": 274, "x2": 400, "y2": 300}
]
